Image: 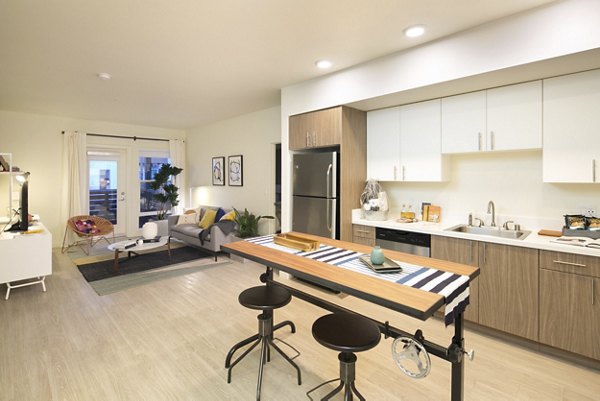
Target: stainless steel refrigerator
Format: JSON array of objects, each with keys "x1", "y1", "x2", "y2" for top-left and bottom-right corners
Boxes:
[{"x1": 292, "y1": 151, "x2": 339, "y2": 239}]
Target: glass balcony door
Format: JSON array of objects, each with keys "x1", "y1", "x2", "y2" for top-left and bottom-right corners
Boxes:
[{"x1": 87, "y1": 150, "x2": 127, "y2": 235}]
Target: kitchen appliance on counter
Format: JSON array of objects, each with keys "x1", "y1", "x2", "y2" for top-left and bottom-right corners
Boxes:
[
  {"x1": 375, "y1": 227, "x2": 431, "y2": 257},
  {"x1": 292, "y1": 151, "x2": 339, "y2": 239}
]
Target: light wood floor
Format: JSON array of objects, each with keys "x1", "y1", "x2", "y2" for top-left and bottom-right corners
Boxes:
[{"x1": 1, "y1": 249, "x2": 599, "y2": 401}]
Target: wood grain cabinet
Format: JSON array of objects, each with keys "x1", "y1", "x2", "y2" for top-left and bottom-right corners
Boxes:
[
  {"x1": 289, "y1": 107, "x2": 342, "y2": 150},
  {"x1": 539, "y1": 269, "x2": 600, "y2": 360},
  {"x1": 352, "y1": 224, "x2": 375, "y2": 247},
  {"x1": 478, "y1": 243, "x2": 539, "y2": 341},
  {"x1": 431, "y1": 236, "x2": 479, "y2": 323},
  {"x1": 290, "y1": 106, "x2": 366, "y2": 242},
  {"x1": 539, "y1": 250, "x2": 600, "y2": 359}
]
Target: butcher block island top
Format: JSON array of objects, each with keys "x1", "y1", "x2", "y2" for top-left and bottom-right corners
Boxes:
[{"x1": 222, "y1": 232, "x2": 479, "y2": 321}]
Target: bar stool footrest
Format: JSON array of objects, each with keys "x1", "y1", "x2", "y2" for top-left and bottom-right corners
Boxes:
[
  {"x1": 273, "y1": 337, "x2": 301, "y2": 361},
  {"x1": 306, "y1": 378, "x2": 340, "y2": 401}
]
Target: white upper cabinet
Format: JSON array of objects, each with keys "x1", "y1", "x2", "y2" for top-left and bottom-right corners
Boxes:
[
  {"x1": 367, "y1": 101, "x2": 447, "y2": 182},
  {"x1": 441, "y1": 91, "x2": 486, "y2": 154},
  {"x1": 543, "y1": 69, "x2": 600, "y2": 183},
  {"x1": 399, "y1": 99, "x2": 448, "y2": 182},
  {"x1": 487, "y1": 81, "x2": 542, "y2": 151},
  {"x1": 441, "y1": 81, "x2": 542, "y2": 154},
  {"x1": 367, "y1": 107, "x2": 400, "y2": 181}
]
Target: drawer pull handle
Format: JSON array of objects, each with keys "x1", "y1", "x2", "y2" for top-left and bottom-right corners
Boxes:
[{"x1": 552, "y1": 260, "x2": 587, "y2": 268}]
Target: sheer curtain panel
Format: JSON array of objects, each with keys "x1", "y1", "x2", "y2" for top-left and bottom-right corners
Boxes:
[{"x1": 61, "y1": 131, "x2": 86, "y2": 238}]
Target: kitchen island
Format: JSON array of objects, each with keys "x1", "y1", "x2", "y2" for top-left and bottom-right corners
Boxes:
[{"x1": 223, "y1": 232, "x2": 479, "y2": 401}]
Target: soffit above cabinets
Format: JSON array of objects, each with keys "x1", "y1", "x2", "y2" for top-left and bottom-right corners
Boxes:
[{"x1": 348, "y1": 48, "x2": 600, "y2": 112}]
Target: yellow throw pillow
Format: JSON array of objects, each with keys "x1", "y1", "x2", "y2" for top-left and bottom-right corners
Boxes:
[
  {"x1": 198, "y1": 209, "x2": 217, "y2": 228},
  {"x1": 219, "y1": 209, "x2": 237, "y2": 222}
]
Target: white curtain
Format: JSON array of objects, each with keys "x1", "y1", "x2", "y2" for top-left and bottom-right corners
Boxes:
[
  {"x1": 61, "y1": 131, "x2": 87, "y2": 231},
  {"x1": 169, "y1": 139, "x2": 186, "y2": 214}
]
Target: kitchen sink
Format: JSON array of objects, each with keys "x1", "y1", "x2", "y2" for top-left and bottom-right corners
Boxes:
[{"x1": 444, "y1": 224, "x2": 531, "y2": 240}]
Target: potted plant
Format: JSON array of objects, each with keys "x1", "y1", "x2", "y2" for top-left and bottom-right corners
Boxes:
[
  {"x1": 149, "y1": 163, "x2": 183, "y2": 220},
  {"x1": 233, "y1": 207, "x2": 274, "y2": 238}
]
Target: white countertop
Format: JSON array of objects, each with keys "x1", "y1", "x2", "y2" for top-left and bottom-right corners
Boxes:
[{"x1": 352, "y1": 210, "x2": 600, "y2": 258}]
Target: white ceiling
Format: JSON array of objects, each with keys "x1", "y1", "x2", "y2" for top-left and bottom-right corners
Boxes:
[{"x1": 0, "y1": 0, "x2": 556, "y2": 129}]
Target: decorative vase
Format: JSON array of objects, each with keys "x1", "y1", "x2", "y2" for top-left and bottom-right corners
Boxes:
[
  {"x1": 142, "y1": 222, "x2": 158, "y2": 239},
  {"x1": 370, "y1": 246, "x2": 384, "y2": 265}
]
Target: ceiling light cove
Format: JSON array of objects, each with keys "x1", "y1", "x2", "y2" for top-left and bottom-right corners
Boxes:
[
  {"x1": 97, "y1": 72, "x2": 112, "y2": 81},
  {"x1": 404, "y1": 25, "x2": 426, "y2": 38},
  {"x1": 315, "y1": 60, "x2": 332, "y2": 69}
]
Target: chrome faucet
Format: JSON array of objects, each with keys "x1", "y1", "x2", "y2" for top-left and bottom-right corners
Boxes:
[{"x1": 487, "y1": 200, "x2": 496, "y2": 227}]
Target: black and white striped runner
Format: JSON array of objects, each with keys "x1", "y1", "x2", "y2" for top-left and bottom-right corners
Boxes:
[{"x1": 245, "y1": 235, "x2": 469, "y2": 325}]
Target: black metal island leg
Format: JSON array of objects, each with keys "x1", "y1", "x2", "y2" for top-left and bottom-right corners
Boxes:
[{"x1": 451, "y1": 312, "x2": 465, "y2": 401}]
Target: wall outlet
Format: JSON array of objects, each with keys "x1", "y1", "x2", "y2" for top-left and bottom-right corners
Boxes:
[{"x1": 580, "y1": 206, "x2": 597, "y2": 216}]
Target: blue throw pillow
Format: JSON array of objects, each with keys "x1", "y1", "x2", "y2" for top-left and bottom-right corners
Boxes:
[{"x1": 215, "y1": 207, "x2": 226, "y2": 222}]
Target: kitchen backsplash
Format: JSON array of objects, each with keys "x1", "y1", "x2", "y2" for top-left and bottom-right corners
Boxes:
[{"x1": 375, "y1": 150, "x2": 598, "y2": 230}]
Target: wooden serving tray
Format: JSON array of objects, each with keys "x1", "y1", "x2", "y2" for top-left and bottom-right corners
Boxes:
[{"x1": 273, "y1": 233, "x2": 320, "y2": 252}]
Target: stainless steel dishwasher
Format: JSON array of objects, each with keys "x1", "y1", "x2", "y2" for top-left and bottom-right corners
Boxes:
[{"x1": 375, "y1": 227, "x2": 431, "y2": 257}]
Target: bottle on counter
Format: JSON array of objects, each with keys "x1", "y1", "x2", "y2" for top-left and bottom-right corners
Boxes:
[{"x1": 405, "y1": 205, "x2": 415, "y2": 219}]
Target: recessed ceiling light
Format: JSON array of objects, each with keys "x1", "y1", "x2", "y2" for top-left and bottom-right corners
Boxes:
[
  {"x1": 315, "y1": 60, "x2": 332, "y2": 69},
  {"x1": 404, "y1": 25, "x2": 426, "y2": 38},
  {"x1": 97, "y1": 72, "x2": 112, "y2": 81}
]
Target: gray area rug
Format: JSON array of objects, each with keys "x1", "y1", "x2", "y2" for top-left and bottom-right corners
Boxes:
[{"x1": 87, "y1": 259, "x2": 231, "y2": 296}]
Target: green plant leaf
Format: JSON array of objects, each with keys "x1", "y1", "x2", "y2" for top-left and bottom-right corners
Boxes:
[{"x1": 151, "y1": 163, "x2": 183, "y2": 219}]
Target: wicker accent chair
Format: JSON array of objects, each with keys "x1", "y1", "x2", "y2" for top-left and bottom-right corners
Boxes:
[{"x1": 61, "y1": 215, "x2": 115, "y2": 255}]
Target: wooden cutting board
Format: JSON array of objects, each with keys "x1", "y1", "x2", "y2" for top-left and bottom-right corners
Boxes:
[{"x1": 537, "y1": 229, "x2": 562, "y2": 237}]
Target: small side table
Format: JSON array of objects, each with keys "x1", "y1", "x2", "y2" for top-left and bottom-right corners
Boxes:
[{"x1": 107, "y1": 237, "x2": 170, "y2": 271}]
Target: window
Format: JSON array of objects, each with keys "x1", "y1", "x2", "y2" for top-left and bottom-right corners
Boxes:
[{"x1": 138, "y1": 153, "x2": 169, "y2": 227}]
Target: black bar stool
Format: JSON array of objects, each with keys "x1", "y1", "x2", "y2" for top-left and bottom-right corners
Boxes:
[
  {"x1": 225, "y1": 285, "x2": 302, "y2": 400},
  {"x1": 307, "y1": 312, "x2": 381, "y2": 401}
]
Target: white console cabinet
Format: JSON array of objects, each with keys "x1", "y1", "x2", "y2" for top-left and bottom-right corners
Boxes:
[{"x1": 0, "y1": 223, "x2": 52, "y2": 299}]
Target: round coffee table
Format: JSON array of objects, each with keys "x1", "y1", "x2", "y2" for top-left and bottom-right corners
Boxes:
[{"x1": 107, "y1": 237, "x2": 170, "y2": 271}]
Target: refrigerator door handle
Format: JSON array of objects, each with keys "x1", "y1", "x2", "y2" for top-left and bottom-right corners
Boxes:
[
  {"x1": 330, "y1": 199, "x2": 337, "y2": 238},
  {"x1": 326, "y1": 163, "x2": 332, "y2": 232},
  {"x1": 326, "y1": 163, "x2": 332, "y2": 199}
]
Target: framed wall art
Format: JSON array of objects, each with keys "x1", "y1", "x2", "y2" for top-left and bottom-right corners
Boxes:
[
  {"x1": 212, "y1": 156, "x2": 225, "y2": 186},
  {"x1": 228, "y1": 155, "x2": 243, "y2": 186}
]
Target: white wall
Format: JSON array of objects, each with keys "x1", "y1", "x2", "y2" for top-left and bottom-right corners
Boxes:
[
  {"x1": 0, "y1": 110, "x2": 184, "y2": 246},
  {"x1": 280, "y1": 0, "x2": 600, "y2": 232},
  {"x1": 380, "y1": 151, "x2": 599, "y2": 230},
  {"x1": 186, "y1": 106, "x2": 281, "y2": 234}
]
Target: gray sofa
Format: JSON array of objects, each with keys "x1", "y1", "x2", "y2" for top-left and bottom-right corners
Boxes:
[{"x1": 167, "y1": 206, "x2": 237, "y2": 260}]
